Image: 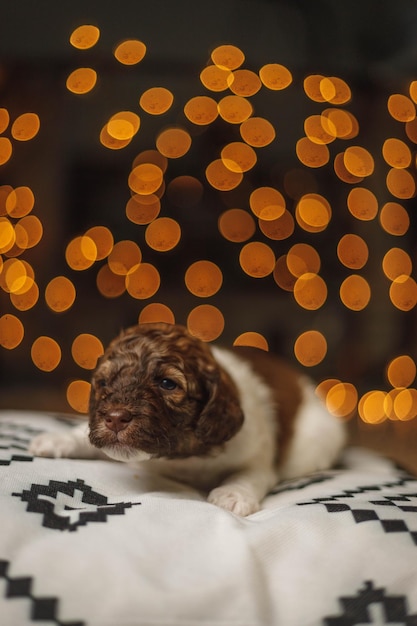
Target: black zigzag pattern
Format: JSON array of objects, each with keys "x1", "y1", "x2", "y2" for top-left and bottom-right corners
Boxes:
[
  {"x1": 271, "y1": 472, "x2": 335, "y2": 494},
  {"x1": 324, "y1": 580, "x2": 417, "y2": 625},
  {"x1": 13, "y1": 478, "x2": 141, "y2": 531},
  {"x1": 0, "y1": 421, "x2": 43, "y2": 466},
  {"x1": 298, "y1": 476, "x2": 417, "y2": 546},
  {"x1": 0, "y1": 559, "x2": 84, "y2": 626}
]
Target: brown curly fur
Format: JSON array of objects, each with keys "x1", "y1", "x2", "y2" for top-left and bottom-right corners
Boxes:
[{"x1": 88, "y1": 323, "x2": 244, "y2": 458}]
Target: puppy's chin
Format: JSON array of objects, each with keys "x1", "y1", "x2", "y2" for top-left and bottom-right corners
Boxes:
[{"x1": 102, "y1": 445, "x2": 152, "y2": 463}]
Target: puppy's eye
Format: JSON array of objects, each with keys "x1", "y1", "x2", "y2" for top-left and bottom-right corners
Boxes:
[
  {"x1": 97, "y1": 379, "x2": 107, "y2": 388},
  {"x1": 159, "y1": 378, "x2": 177, "y2": 391}
]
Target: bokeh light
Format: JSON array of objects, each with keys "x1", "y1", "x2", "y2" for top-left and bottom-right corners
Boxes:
[
  {"x1": 358, "y1": 391, "x2": 388, "y2": 424},
  {"x1": 66, "y1": 380, "x2": 91, "y2": 414},
  {"x1": 218, "y1": 208, "x2": 256, "y2": 242},
  {"x1": 16, "y1": 216, "x2": 43, "y2": 249},
  {"x1": 31, "y1": 336, "x2": 61, "y2": 372},
  {"x1": 405, "y1": 118, "x2": 417, "y2": 143},
  {"x1": 187, "y1": 305, "x2": 225, "y2": 342},
  {"x1": 239, "y1": 117, "x2": 276, "y2": 147},
  {"x1": 211, "y1": 44, "x2": 245, "y2": 70},
  {"x1": 125, "y1": 263, "x2": 160, "y2": 299},
  {"x1": 303, "y1": 74, "x2": 327, "y2": 103},
  {"x1": 294, "y1": 330, "x2": 327, "y2": 367},
  {"x1": 387, "y1": 355, "x2": 416, "y2": 389},
  {"x1": 200, "y1": 65, "x2": 232, "y2": 92},
  {"x1": 387, "y1": 94, "x2": 416, "y2": 122},
  {"x1": 128, "y1": 163, "x2": 164, "y2": 195},
  {"x1": 126, "y1": 194, "x2": 161, "y2": 224},
  {"x1": 218, "y1": 95, "x2": 253, "y2": 124},
  {"x1": 239, "y1": 242, "x2": 276, "y2": 278},
  {"x1": 258, "y1": 210, "x2": 294, "y2": 241},
  {"x1": 205, "y1": 159, "x2": 243, "y2": 191},
  {"x1": 69, "y1": 25, "x2": 100, "y2": 49},
  {"x1": 320, "y1": 76, "x2": 351, "y2": 104},
  {"x1": 334, "y1": 152, "x2": 364, "y2": 184},
  {"x1": 337, "y1": 234, "x2": 368, "y2": 269},
  {"x1": 287, "y1": 243, "x2": 321, "y2": 277},
  {"x1": 106, "y1": 111, "x2": 140, "y2": 140},
  {"x1": 296, "y1": 193, "x2": 331, "y2": 232},
  {"x1": 138, "y1": 303, "x2": 175, "y2": 324},
  {"x1": 293, "y1": 273, "x2": 327, "y2": 310},
  {"x1": 185, "y1": 261, "x2": 223, "y2": 297},
  {"x1": 382, "y1": 248, "x2": 412, "y2": 281},
  {"x1": 296, "y1": 137, "x2": 330, "y2": 168},
  {"x1": 96, "y1": 265, "x2": 126, "y2": 298},
  {"x1": 11, "y1": 113, "x2": 40, "y2": 141},
  {"x1": 322, "y1": 381, "x2": 358, "y2": 419},
  {"x1": 379, "y1": 202, "x2": 410, "y2": 236},
  {"x1": 100, "y1": 125, "x2": 131, "y2": 150},
  {"x1": 45, "y1": 276, "x2": 76, "y2": 312},
  {"x1": 389, "y1": 276, "x2": 417, "y2": 311},
  {"x1": 249, "y1": 187, "x2": 285, "y2": 221},
  {"x1": 0, "y1": 137, "x2": 12, "y2": 165},
  {"x1": 273, "y1": 255, "x2": 297, "y2": 292},
  {"x1": 184, "y1": 96, "x2": 219, "y2": 125},
  {"x1": 386, "y1": 168, "x2": 416, "y2": 199},
  {"x1": 6, "y1": 186, "x2": 35, "y2": 218},
  {"x1": 259, "y1": 63, "x2": 292, "y2": 90},
  {"x1": 304, "y1": 115, "x2": 336, "y2": 145},
  {"x1": 0, "y1": 108, "x2": 10, "y2": 134},
  {"x1": 221, "y1": 142, "x2": 257, "y2": 173},
  {"x1": 347, "y1": 187, "x2": 378, "y2": 221},
  {"x1": 71, "y1": 334, "x2": 104, "y2": 370},
  {"x1": 65, "y1": 236, "x2": 97, "y2": 270},
  {"x1": 322, "y1": 108, "x2": 358, "y2": 140},
  {"x1": 229, "y1": 69, "x2": 261, "y2": 96},
  {"x1": 393, "y1": 389, "x2": 417, "y2": 421},
  {"x1": 66, "y1": 68, "x2": 97, "y2": 94},
  {"x1": 0, "y1": 314, "x2": 24, "y2": 349},
  {"x1": 340, "y1": 275, "x2": 371, "y2": 311},
  {"x1": 140, "y1": 87, "x2": 174, "y2": 115},
  {"x1": 145, "y1": 217, "x2": 181, "y2": 252},
  {"x1": 108, "y1": 240, "x2": 141, "y2": 275},
  {"x1": 156, "y1": 128, "x2": 192, "y2": 158},
  {"x1": 382, "y1": 138, "x2": 412, "y2": 168},
  {"x1": 233, "y1": 332, "x2": 269, "y2": 350},
  {"x1": 114, "y1": 39, "x2": 146, "y2": 65},
  {"x1": 343, "y1": 146, "x2": 374, "y2": 177},
  {"x1": 84, "y1": 226, "x2": 114, "y2": 260}
]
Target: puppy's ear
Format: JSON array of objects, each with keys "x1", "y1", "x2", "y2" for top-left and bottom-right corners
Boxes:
[{"x1": 195, "y1": 368, "x2": 244, "y2": 446}]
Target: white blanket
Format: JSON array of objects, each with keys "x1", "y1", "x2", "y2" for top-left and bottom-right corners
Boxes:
[{"x1": 1, "y1": 410, "x2": 417, "y2": 626}]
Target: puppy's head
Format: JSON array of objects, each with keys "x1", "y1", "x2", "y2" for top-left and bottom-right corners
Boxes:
[{"x1": 88, "y1": 322, "x2": 244, "y2": 462}]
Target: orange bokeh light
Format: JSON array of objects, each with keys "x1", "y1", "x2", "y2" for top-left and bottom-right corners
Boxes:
[
  {"x1": 233, "y1": 332, "x2": 269, "y2": 351},
  {"x1": 187, "y1": 305, "x2": 225, "y2": 342},
  {"x1": 239, "y1": 242, "x2": 276, "y2": 278},
  {"x1": 294, "y1": 330, "x2": 327, "y2": 367},
  {"x1": 184, "y1": 261, "x2": 223, "y2": 297}
]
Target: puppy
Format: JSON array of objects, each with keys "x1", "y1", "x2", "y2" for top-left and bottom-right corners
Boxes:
[{"x1": 30, "y1": 322, "x2": 346, "y2": 516}]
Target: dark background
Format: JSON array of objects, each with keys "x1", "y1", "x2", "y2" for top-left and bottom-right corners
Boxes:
[{"x1": 0, "y1": 0, "x2": 417, "y2": 468}]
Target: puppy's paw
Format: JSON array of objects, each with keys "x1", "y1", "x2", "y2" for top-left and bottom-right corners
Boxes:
[
  {"x1": 29, "y1": 433, "x2": 79, "y2": 458},
  {"x1": 207, "y1": 486, "x2": 260, "y2": 516}
]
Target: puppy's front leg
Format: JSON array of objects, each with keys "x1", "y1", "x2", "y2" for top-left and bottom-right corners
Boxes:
[
  {"x1": 208, "y1": 467, "x2": 278, "y2": 516},
  {"x1": 29, "y1": 422, "x2": 103, "y2": 460}
]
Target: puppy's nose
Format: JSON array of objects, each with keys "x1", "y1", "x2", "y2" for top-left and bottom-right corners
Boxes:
[{"x1": 104, "y1": 408, "x2": 132, "y2": 433}]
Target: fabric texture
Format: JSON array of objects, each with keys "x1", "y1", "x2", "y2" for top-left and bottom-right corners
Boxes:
[{"x1": 1, "y1": 410, "x2": 417, "y2": 626}]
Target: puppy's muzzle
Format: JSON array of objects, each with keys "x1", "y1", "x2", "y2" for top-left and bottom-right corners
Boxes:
[{"x1": 104, "y1": 408, "x2": 132, "y2": 433}]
